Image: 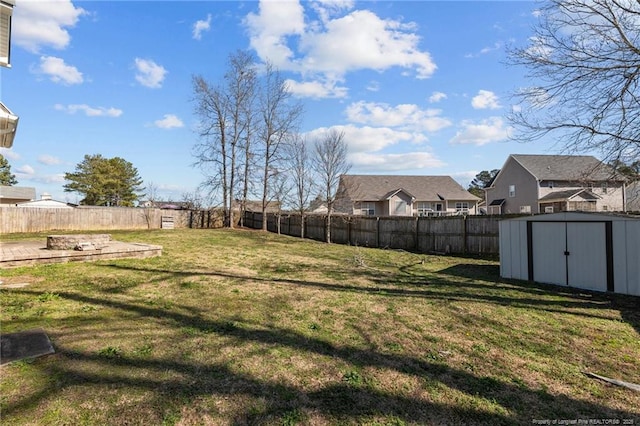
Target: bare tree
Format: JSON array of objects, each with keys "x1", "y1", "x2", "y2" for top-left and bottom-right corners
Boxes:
[
  {"x1": 508, "y1": 0, "x2": 640, "y2": 167},
  {"x1": 192, "y1": 75, "x2": 231, "y2": 224},
  {"x1": 285, "y1": 133, "x2": 314, "y2": 238},
  {"x1": 257, "y1": 62, "x2": 303, "y2": 231},
  {"x1": 192, "y1": 51, "x2": 257, "y2": 228},
  {"x1": 269, "y1": 168, "x2": 292, "y2": 235},
  {"x1": 226, "y1": 51, "x2": 257, "y2": 228},
  {"x1": 181, "y1": 189, "x2": 206, "y2": 210},
  {"x1": 312, "y1": 129, "x2": 351, "y2": 243},
  {"x1": 141, "y1": 181, "x2": 159, "y2": 229}
]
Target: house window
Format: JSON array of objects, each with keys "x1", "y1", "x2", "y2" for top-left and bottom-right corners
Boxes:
[
  {"x1": 455, "y1": 202, "x2": 469, "y2": 212},
  {"x1": 544, "y1": 206, "x2": 554, "y2": 213},
  {"x1": 416, "y1": 202, "x2": 431, "y2": 216},
  {"x1": 601, "y1": 182, "x2": 608, "y2": 194},
  {"x1": 520, "y1": 205, "x2": 531, "y2": 213},
  {"x1": 602, "y1": 205, "x2": 608, "y2": 211},
  {"x1": 361, "y1": 202, "x2": 375, "y2": 216},
  {"x1": 395, "y1": 200, "x2": 408, "y2": 215},
  {"x1": 509, "y1": 185, "x2": 516, "y2": 197}
]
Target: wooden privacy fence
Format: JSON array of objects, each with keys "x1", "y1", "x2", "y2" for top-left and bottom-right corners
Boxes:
[
  {"x1": 243, "y1": 212, "x2": 511, "y2": 255},
  {"x1": 0, "y1": 207, "x2": 225, "y2": 234}
]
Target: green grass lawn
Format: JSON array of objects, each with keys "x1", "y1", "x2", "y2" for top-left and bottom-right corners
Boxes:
[{"x1": 1, "y1": 228, "x2": 639, "y2": 425}]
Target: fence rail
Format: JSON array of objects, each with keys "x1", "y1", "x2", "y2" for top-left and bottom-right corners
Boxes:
[{"x1": 243, "y1": 212, "x2": 519, "y2": 255}]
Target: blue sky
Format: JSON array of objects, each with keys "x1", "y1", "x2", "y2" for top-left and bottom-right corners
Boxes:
[{"x1": 0, "y1": 0, "x2": 561, "y2": 203}]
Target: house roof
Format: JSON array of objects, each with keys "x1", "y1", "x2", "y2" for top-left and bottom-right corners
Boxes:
[
  {"x1": 510, "y1": 154, "x2": 621, "y2": 181},
  {"x1": 340, "y1": 175, "x2": 480, "y2": 202},
  {"x1": 0, "y1": 185, "x2": 35, "y2": 201}
]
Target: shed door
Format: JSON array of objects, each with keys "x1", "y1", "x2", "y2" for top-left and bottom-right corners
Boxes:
[
  {"x1": 531, "y1": 222, "x2": 609, "y2": 291},
  {"x1": 566, "y1": 222, "x2": 607, "y2": 292},
  {"x1": 532, "y1": 222, "x2": 566, "y2": 286}
]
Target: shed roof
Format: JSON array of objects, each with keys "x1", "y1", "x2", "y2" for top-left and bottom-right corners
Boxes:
[
  {"x1": 510, "y1": 154, "x2": 621, "y2": 181},
  {"x1": 502, "y1": 212, "x2": 639, "y2": 222},
  {"x1": 340, "y1": 175, "x2": 480, "y2": 202}
]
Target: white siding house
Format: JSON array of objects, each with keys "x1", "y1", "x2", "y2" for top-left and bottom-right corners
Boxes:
[{"x1": 499, "y1": 212, "x2": 640, "y2": 296}]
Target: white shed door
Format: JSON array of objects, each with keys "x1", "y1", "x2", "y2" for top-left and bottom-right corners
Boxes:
[
  {"x1": 532, "y1": 222, "x2": 567, "y2": 286},
  {"x1": 531, "y1": 222, "x2": 608, "y2": 291},
  {"x1": 566, "y1": 222, "x2": 607, "y2": 292}
]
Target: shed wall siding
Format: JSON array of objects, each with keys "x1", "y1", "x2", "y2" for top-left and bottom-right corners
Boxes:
[{"x1": 499, "y1": 213, "x2": 640, "y2": 296}]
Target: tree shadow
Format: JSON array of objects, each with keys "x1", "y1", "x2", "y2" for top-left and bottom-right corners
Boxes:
[
  {"x1": 436, "y1": 263, "x2": 640, "y2": 336},
  {"x1": 4, "y1": 289, "x2": 639, "y2": 425},
  {"x1": 102, "y1": 263, "x2": 635, "y2": 324}
]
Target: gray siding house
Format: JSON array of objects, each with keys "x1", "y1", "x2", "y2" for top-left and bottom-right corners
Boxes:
[
  {"x1": 485, "y1": 154, "x2": 626, "y2": 214},
  {"x1": 335, "y1": 175, "x2": 480, "y2": 216}
]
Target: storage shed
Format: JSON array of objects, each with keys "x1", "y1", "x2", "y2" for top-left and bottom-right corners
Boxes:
[{"x1": 499, "y1": 212, "x2": 640, "y2": 296}]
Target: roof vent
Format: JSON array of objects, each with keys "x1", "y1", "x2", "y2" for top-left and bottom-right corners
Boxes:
[{"x1": 41, "y1": 193, "x2": 52, "y2": 201}]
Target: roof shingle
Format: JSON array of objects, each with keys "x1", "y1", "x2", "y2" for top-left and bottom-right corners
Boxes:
[
  {"x1": 511, "y1": 154, "x2": 621, "y2": 181},
  {"x1": 339, "y1": 175, "x2": 480, "y2": 202}
]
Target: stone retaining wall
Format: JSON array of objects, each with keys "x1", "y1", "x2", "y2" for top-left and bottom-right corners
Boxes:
[{"x1": 46, "y1": 234, "x2": 112, "y2": 250}]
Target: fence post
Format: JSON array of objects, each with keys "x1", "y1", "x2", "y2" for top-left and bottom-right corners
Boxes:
[
  {"x1": 463, "y1": 215, "x2": 468, "y2": 254},
  {"x1": 415, "y1": 216, "x2": 419, "y2": 252},
  {"x1": 376, "y1": 217, "x2": 380, "y2": 248}
]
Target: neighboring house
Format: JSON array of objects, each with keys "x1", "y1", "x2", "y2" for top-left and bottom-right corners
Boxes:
[
  {"x1": 485, "y1": 154, "x2": 626, "y2": 215},
  {"x1": 232, "y1": 199, "x2": 282, "y2": 214},
  {"x1": 335, "y1": 175, "x2": 481, "y2": 216},
  {"x1": 626, "y1": 181, "x2": 640, "y2": 212},
  {"x1": 0, "y1": 185, "x2": 35, "y2": 205},
  {"x1": 16, "y1": 193, "x2": 75, "y2": 208}
]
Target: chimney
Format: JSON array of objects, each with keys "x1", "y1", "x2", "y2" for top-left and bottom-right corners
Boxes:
[{"x1": 41, "y1": 193, "x2": 52, "y2": 200}]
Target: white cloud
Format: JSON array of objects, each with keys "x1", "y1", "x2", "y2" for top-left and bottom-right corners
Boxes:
[
  {"x1": 428, "y1": 91, "x2": 447, "y2": 103},
  {"x1": 13, "y1": 0, "x2": 86, "y2": 53},
  {"x1": 38, "y1": 155, "x2": 62, "y2": 165},
  {"x1": 310, "y1": 0, "x2": 355, "y2": 23},
  {"x1": 350, "y1": 152, "x2": 445, "y2": 172},
  {"x1": 192, "y1": 14, "x2": 212, "y2": 40},
  {"x1": 54, "y1": 104, "x2": 123, "y2": 117},
  {"x1": 35, "y1": 56, "x2": 83, "y2": 85},
  {"x1": 16, "y1": 165, "x2": 35, "y2": 176},
  {"x1": 366, "y1": 81, "x2": 380, "y2": 92},
  {"x1": 43, "y1": 174, "x2": 66, "y2": 184},
  {"x1": 245, "y1": 1, "x2": 436, "y2": 98},
  {"x1": 245, "y1": 0, "x2": 305, "y2": 66},
  {"x1": 471, "y1": 90, "x2": 501, "y2": 110},
  {"x1": 285, "y1": 78, "x2": 348, "y2": 98},
  {"x1": 345, "y1": 101, "x2": 451, "y2": 132},
  {"x1": 298, "y1": 10, "x2": 436, "y2": 78},
  {"x1": 449, "y1": 117, "x2": 512, "y2": 146},
  {"x1": 465, "y1": 42, "x2": 502, "y2": 58},
  {"x1": 306, "y1": 124, "x2": 426, "y2": 154},
  {"x1": 134, "y1": 58, "x2": 167, "y2": 89},
  {"x1": 0, "y1": 148, "x2": 20, "y2": 160},
  {"x1": 154, "y1": 114, "x2": 184, "y2": 129}
]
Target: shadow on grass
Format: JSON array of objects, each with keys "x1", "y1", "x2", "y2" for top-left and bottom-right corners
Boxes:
[
  {"x1": 102, "y1": 263, "x2": 633, "y2": 324},
  {"x1": 4, "y1": 289, "x2": 639, "y2": 425},
  {"x1": 436, "y1": 263, "x2": 640, "y2": 336}
]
